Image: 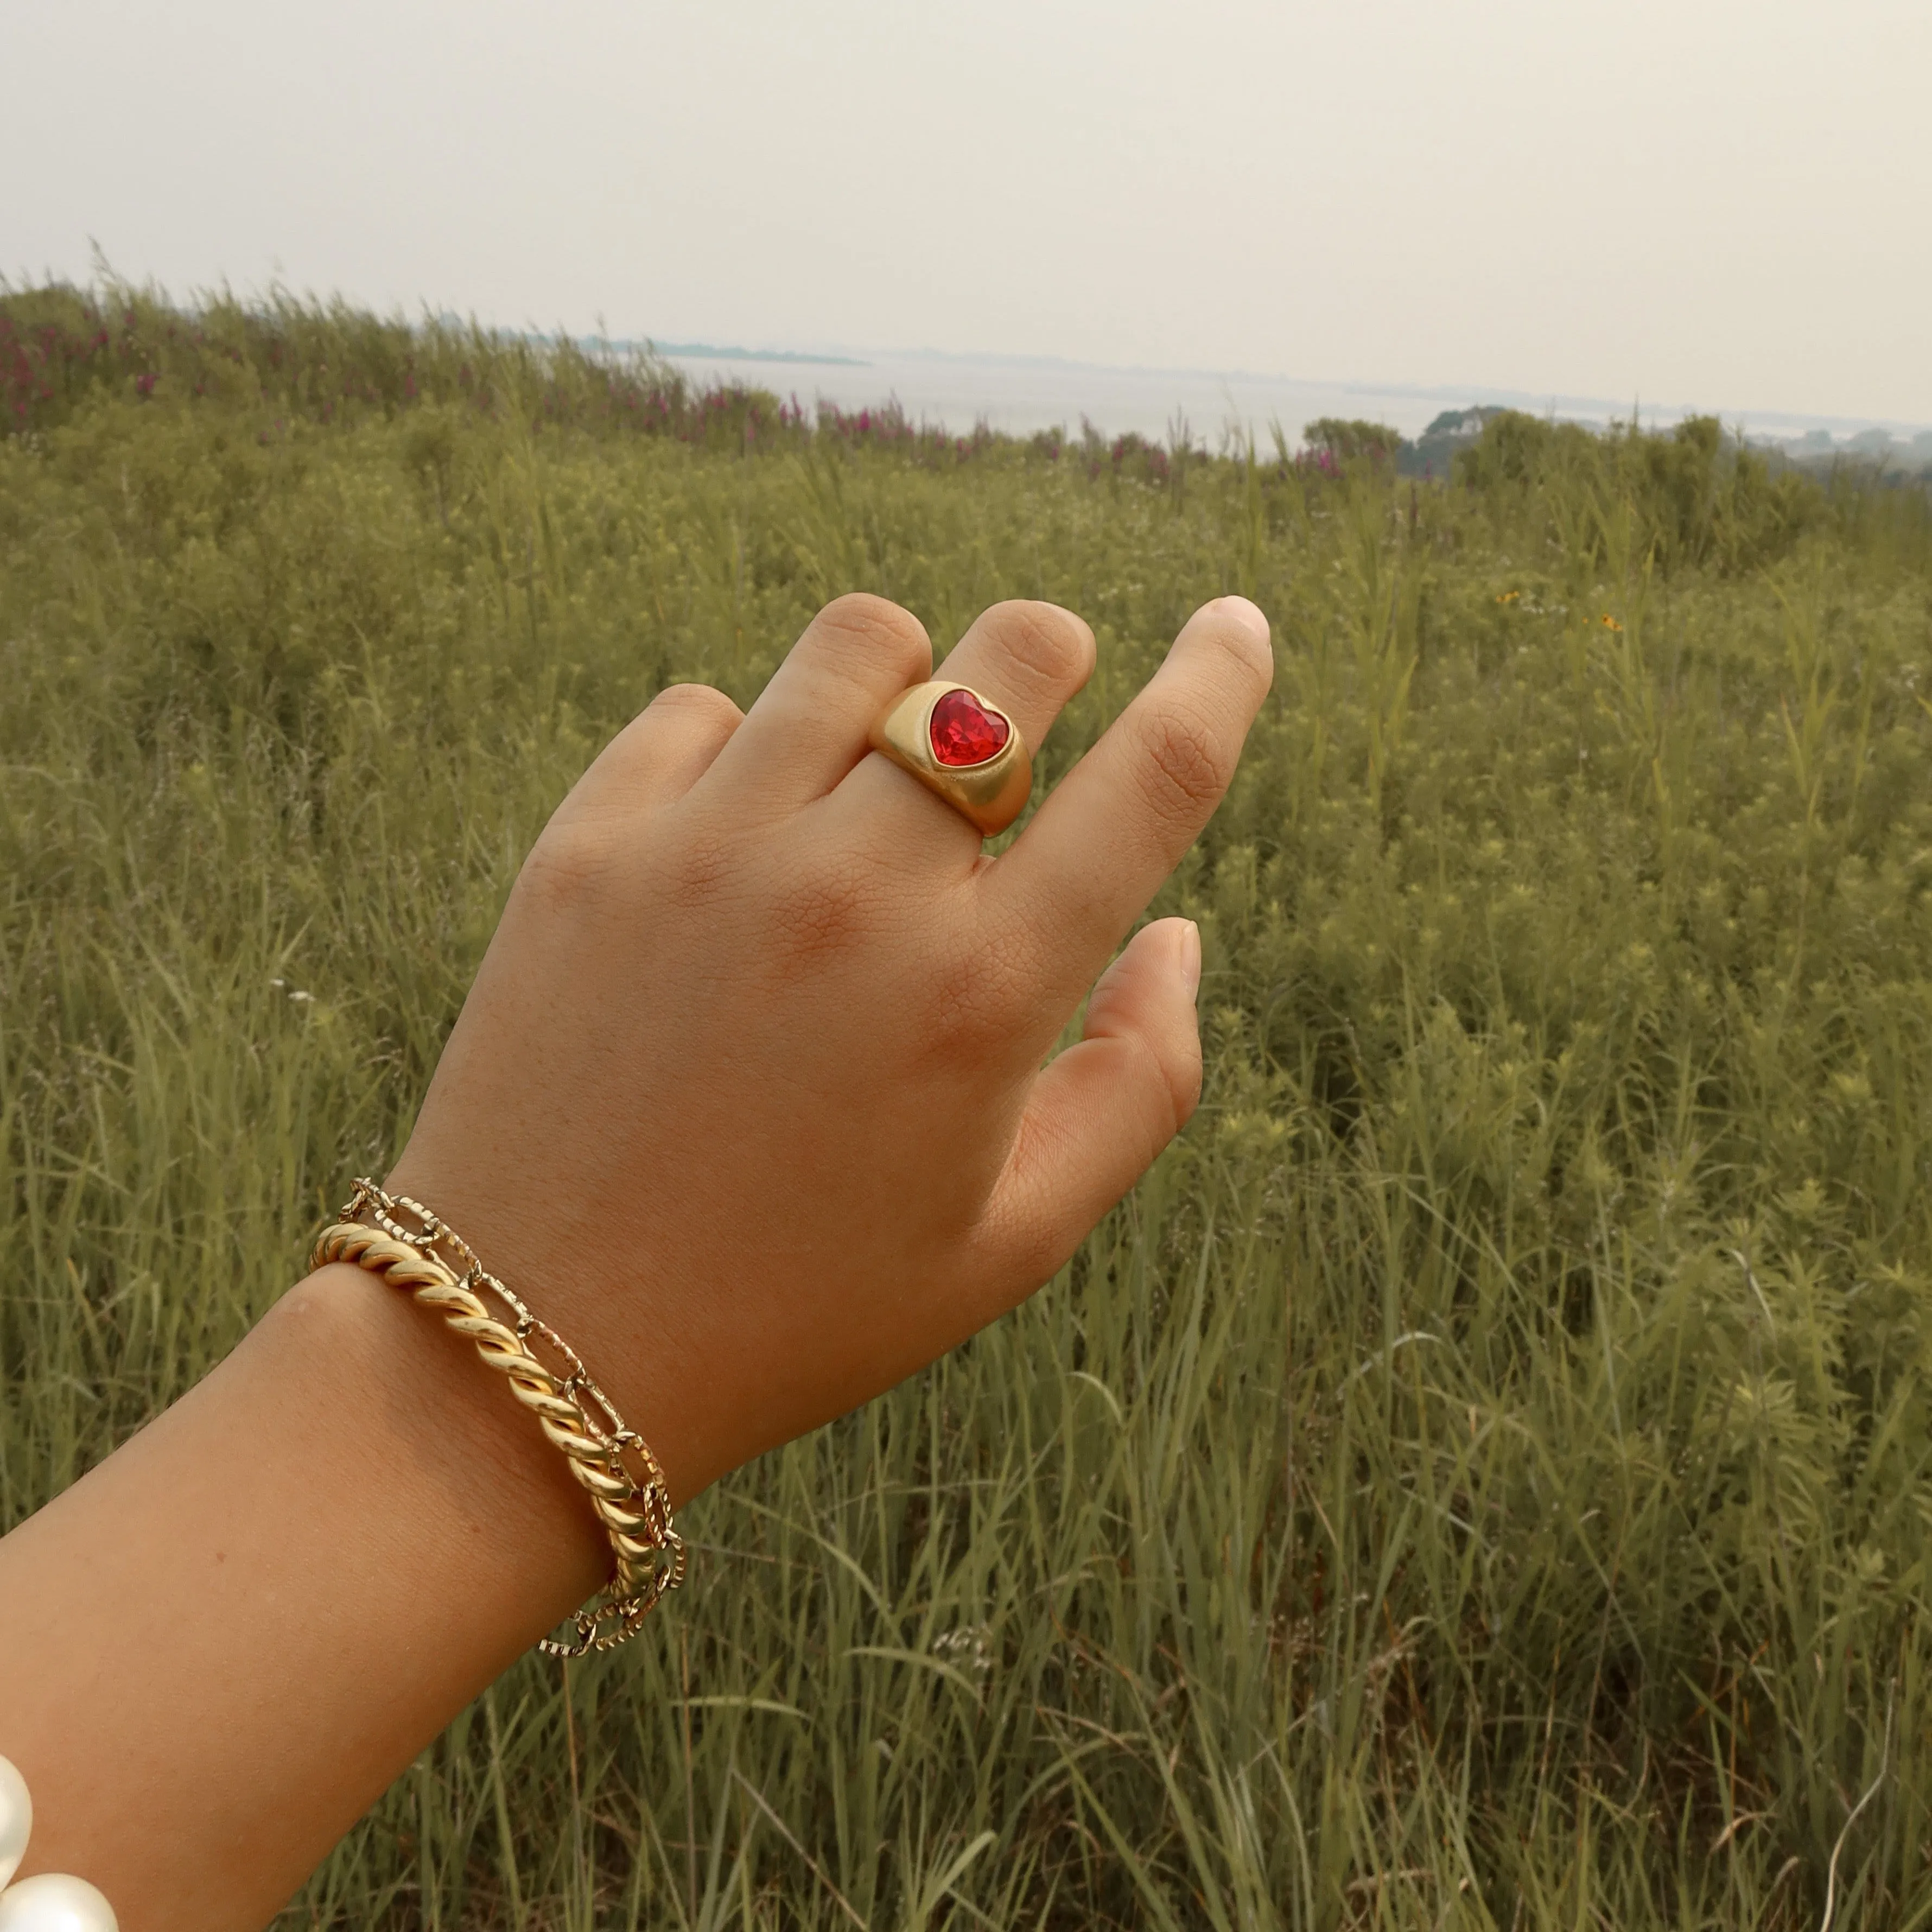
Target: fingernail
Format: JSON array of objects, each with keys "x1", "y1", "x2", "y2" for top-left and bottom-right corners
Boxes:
[
  {"x1": 1178, "y1": 919, "x2": 1202, "y2": 999},
  {"x1": 1215, "y1": 596, "x2": 1270, "y2": 646}
]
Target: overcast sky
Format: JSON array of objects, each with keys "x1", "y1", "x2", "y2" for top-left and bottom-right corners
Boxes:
[{"x1": 8, "y1": 0, "x2": 1930, "y2": 424}]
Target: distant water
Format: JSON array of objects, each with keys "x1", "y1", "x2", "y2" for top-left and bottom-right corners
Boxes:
[{"x1": 657, "y1": 348, "x2": 1927, "y2": 449}]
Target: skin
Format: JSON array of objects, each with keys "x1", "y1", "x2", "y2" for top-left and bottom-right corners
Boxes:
[{"x1": 0, "y1": 592, "x2": 1273, "y2": 1932}]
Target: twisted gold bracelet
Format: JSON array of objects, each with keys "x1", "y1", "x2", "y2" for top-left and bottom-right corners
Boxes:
[{"x1": 311, "y1": 1179, "x2": 685, "y2": 1657}]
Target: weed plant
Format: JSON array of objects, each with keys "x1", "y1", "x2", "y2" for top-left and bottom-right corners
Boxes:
[{"x1": 4, "y1": 287, "x2": 1932, "y2": 1928}]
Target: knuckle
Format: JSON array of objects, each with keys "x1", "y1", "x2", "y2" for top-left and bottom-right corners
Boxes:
[
  {"x1": 812, "y1": 593, "x2": 931, "y2": 679},
  {"x1": 1101, "y1": 1031, "x2": 1193, "y2": 1168},
  {"x1": 518, "y1": 819, "x2": 619, "y2": 915},
  {"x1": 1149, "y1": 1028, "x2": 1204, "y2": 1131},
  {"x1": 1134, "y1": 703, "x2": 1232, "y2": 824},
  {"x1": 982, "y1": 600, "x2": 1095, "y2": 691},
  {"x1": 649, "y1": 681, "x2": 741, "y2": 727},
  {"x1": 660, "y1": 823, "x2": 736, "y2": 910},
  {"x1": 768, "y1": 852, "x2": 881, "y2": 973}
]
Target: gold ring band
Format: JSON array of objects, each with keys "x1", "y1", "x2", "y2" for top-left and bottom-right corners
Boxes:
[{"x1": 868, "y1": 681, "x2": 1032, "y2": 837}]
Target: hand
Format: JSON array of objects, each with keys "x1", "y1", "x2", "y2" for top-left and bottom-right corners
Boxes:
[
  {"x1": 0, "y1": 590, "x2": 1270, "y2": 1931},
  {"x1": 389, "y1": 593, "x2": 1273, "y2": 1503}
]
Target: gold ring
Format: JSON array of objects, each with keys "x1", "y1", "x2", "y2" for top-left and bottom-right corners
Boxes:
[{"x1": 868, "y1": 682, "x2": 1032, "y2": 837}]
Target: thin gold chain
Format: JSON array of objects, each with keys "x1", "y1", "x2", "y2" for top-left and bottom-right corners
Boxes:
[{"x1": 313, "y1": 1179, "x2": 685, "y2": 1657}]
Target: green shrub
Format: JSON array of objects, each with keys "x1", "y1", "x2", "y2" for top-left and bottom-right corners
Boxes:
[{"x1": 1454, "y1": 408, "x2": 1822, "y2": 575}]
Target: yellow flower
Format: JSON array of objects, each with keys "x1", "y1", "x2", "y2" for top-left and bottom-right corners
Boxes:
[{"x1": 1599, "y1": 613, "x2": 1623, "y2": 632}]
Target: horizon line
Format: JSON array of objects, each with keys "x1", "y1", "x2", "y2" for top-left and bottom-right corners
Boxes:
[{"x1": 626, "y1": 338, "x2": 1931, "y2": 438}]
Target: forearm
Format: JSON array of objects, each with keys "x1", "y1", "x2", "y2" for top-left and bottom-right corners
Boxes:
[{"x1": 0, "y1": 1263, "x2": 605, "y2": 1932}]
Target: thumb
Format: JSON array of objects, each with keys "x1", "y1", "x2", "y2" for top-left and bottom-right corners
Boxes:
[{"x1": 978, "y1": 917, "x2": 1204, "y2": 1289}]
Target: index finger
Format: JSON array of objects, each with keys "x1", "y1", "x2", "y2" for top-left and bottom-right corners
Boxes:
[{"x1": 983, "y1": 596, "x2": 1273, "y2": 1001}]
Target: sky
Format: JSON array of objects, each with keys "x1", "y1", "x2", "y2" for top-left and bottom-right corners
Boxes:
[{"x1": 7, "y1": 0, "x2": 1930, "y2": 425}]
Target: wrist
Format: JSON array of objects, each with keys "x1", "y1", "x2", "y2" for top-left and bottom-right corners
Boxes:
[
  {"x1": 380, "y1": 1152, "x2": 719, "y2": 1507},
  {"x1": 287, "y1": 1261, "x2": 612, "y2": 1629},
  {"x1": 310, "y1": 1176, "x2": 692, "y2": 1651}
]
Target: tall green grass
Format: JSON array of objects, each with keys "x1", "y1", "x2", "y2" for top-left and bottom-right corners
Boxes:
[{"x1": 5, "y1": 287, "x2": 1932, "y2": 1927}]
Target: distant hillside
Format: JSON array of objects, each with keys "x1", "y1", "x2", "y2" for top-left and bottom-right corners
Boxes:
[
  {"x1": 650, "y1": 341, "x2": 867, "y2": 367},
  {"x1": 1318, "y1": 406, "x2": 1932, "y2": 486},
  {"x1": 1753, "y1": 424, "x2": 1932, "y2": 476}
]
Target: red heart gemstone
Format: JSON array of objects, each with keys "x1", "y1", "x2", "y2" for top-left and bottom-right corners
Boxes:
[{"x1": 929, "y1": 689, "x2": 1011, "y2": 767}]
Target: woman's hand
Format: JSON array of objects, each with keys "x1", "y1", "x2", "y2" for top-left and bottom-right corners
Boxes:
[
  {"x1": 389, "y1": 592, "x2": 1273, "y2": 1503},
  {"x1": 0, "y1": 590, "x2": 1270, "y2": 1930}
]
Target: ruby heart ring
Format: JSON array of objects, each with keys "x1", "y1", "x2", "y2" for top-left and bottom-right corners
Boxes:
[{"x1": 868, "y1": 682, "x2": 1032, "y2": 837}]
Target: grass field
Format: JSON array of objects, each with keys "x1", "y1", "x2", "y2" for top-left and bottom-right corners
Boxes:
[{"x1": 5, "y1": 285, "x2": 1932, "y2": 1928}]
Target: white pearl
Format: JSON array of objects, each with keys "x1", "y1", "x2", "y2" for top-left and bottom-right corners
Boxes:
[
  {"x1": 0, "y1": 1757, "x2": 30, "y2": 1891},
  {"x1": 0, "y1": 1875, "x2": 118, "y2": 1932}
]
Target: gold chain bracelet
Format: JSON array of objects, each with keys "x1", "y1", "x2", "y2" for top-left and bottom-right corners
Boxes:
[{"x1": 311, "y1": 1178, "x2": 686, "y2": 1657}]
